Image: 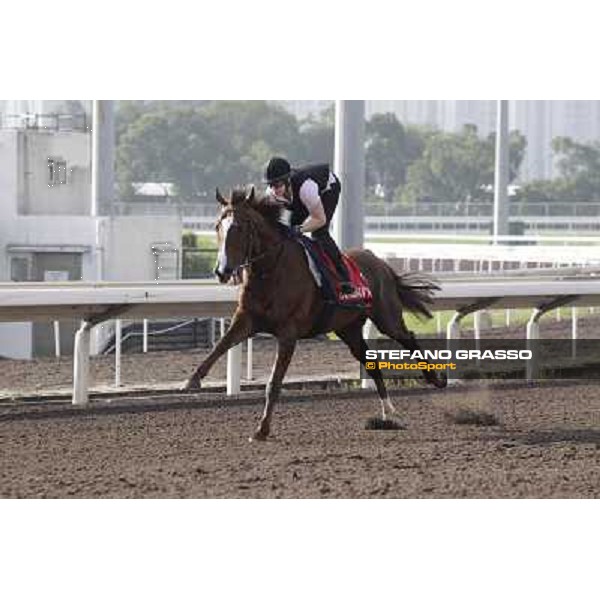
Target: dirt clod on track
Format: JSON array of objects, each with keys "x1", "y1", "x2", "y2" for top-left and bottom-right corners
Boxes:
[{"x1": 1, "y1": 336, "x2": 600, "y2": 498}]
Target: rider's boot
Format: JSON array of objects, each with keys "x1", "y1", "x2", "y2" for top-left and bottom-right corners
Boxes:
[{"x1": 313, "y1": 230, "x2": 356, "y2": 295}]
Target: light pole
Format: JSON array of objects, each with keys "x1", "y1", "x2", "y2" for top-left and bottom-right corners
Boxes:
[
  {"x1": 333, "y1": 100, "x2": 365, "y2": 249},
  {"x1": 91, "y1": 100, "x2": 115, "y2": 281},
  {"x1": 493, "y1": 100, "x2": 509, "y2": 243},
  {"x1": 91, "y1": 100, "x2": 115, "y2": 218}
]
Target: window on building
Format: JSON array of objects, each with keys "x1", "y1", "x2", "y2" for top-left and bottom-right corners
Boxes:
[
  {"x1": 10, "y1": 256, "x2": 32, "y2": 282},
  {"x1": 48, "y1": 157, "x2": 68, "y2": 186}
]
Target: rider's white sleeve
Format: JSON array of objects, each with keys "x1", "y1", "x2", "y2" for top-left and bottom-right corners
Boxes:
[
  {"x1": 299, "y1": 179, "x2": 322, "y2": 212},
  {"x1": 299, "y1": 179, "x2": 327, "y2": 231}
]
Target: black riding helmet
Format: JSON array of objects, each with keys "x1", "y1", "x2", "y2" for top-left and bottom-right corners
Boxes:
[{"x1": 264, "y1": 156, "x2": 292, "y2": 185}]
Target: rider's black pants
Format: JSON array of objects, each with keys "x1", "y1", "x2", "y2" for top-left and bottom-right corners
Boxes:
[{"x1": 311, "y1": 177, "x2": 351, "y2": 282}]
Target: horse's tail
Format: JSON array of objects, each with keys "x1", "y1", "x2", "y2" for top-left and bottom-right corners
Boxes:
[{"x1": 393, "y1": 271, "x2": 440, "y2": 320}]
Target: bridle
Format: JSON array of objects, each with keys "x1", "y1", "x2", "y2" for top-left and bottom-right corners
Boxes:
[{"x1": 222, "y1": 209, "x2": 285, "y2": 274}]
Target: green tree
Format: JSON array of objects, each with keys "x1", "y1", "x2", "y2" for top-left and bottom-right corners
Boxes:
[
  {"x1": 200, "y1": 100, "x2": 301, "y2": 183},
  {"x1": 365, "y1": 113, "x2": 428, "y2": 202},
  {"x1": 552, "y1": 136, "x2": 600, "y2": 199},
  {"x1": 485, "y1": 129, "x2": 527, "y2": 186},
  {"x1": 116, "y1": 101, "x2": 154, "y2": 143},
  {"x1": 400, "y1": 125, "x2": 526, "y2": 206},
  {"x1": 297, "y1": 104, "x2": 335, "y2": 165},
  {"x1": 116, "y1": 101, "x2": 210, "y2": 142},
  {"x1": 117, "y1": 106, "x2": 223, "y2": 197},
  {"x1": 182, "y1": 231, "x2": 217, "y2": 278},
  {"x1": 519, "y1": 178, "x2": 571, "y2": 202},
  {"x1": 116, "y1": 101, "x2": 303, "y2": 198},
  {"x1": 520, "y1": 137, "x2": 600, "y2": 202}
]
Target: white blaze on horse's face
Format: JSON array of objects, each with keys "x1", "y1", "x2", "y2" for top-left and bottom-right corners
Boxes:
[{"x1": 217, "y1": 214, "x2": 233, "y2": 275}]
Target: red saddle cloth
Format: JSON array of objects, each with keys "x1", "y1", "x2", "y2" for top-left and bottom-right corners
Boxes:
[{"x1": 312, "y1": 245, "x2": 373, "y2": 308}]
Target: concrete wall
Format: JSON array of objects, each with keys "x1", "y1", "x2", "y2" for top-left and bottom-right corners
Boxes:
[
  {"x1": 1, "y1": 129, "x2": 91, "y2": 217},
  {"x1": 0, "y1": 132, "x2": 96, "y2": 357},
  {"x1": 1, "y1": 216, "x2": 98, "y2": 282},
  {"x1": 17, "y1": 130, "x2": 91, "y2": 215},
  {"x1": 0, "y1": 126, "x2": 182, "y2": 359},
  {"x1": 0, "y1": 142, "x2": 98, "y2": 356},
  {"x1": 102, "y1": 216, "x2": 182, "y2": 281},
  {"x1": 0, "y1": 131, "x2": 19, "y2": 221},
  {"x1": 0, "y1": 214, "x2": 182, "y2": 358}
]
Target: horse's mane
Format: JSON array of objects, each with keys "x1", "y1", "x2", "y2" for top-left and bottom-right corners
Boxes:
[{"x1": 231, "y1": 186, "x2": 282, "y2": 227}]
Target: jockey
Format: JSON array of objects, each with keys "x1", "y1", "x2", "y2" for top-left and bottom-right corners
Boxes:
[{"x1": 263, "y1": 156, "x2": 355, "y2": 294}]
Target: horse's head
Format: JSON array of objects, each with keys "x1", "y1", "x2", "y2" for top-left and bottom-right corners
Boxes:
[{"x1": 214, "y1": 186, "x2": 257, "y2": 283}]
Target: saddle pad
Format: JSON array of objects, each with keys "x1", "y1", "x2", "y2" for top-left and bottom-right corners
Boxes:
[{"x1": 297, "y1": 236, "x2": 372, "y2": 308}]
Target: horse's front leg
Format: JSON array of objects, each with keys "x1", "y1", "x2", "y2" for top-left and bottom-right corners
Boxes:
[
  {"x1": 251, "y1": 336, "x2": 297, "y2": 441},
  {"x1": 184, "y1": 310, "x2": 253, "y2": 391}
]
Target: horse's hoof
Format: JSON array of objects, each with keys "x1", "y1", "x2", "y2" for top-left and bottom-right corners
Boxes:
[
  {"x1": 183, "y1": 377, "x2": 201, "y2": 392},
  {"x1": 432, "y1": 372, "x2": 448, "y2": 389},
  {"x1": 249, "y1": 428, "x2": 269, "y2": 442}
]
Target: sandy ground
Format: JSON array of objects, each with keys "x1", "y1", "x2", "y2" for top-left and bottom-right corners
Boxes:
[
  {"x1": 0, "y1": 314, "x2": 599, "y2": 499},
  {"x1": 0, "y1": 381, "x2": 599, "y2": 498}
]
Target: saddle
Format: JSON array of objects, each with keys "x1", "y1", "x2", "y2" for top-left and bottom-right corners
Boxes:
[{"x1": 295, "y1": 235, "x2": 373, "y2": 309}]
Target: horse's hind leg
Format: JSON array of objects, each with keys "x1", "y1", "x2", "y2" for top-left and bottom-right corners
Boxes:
[
  {"x1": 251, "y1": 336, "x2": 297, "y2": 441},
  {"x1": 372, "y1": 309, "x2": 447, "y2": 389},
  {"x1": 335, "y1": 322, "x2": 398, "y2": 421}
]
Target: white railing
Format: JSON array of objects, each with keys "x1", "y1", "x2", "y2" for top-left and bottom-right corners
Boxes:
[
  {"x1": 365, "y1": 238, "x2": 600, "y2": 273},
  {"x1": 363, "y1": 202, "x2": 600, "y2": 218},
  {"x1": 2, "y1": 272, "x2": 600, "y2": 404},
  {"x1": 364, "y1": 215, "x2": 600, "y2": 234}
]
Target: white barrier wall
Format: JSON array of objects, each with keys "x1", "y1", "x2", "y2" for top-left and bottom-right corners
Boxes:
[
  {"x1": 1, "y1": 275, "x2": 599, "y2": 403},
  {"x1": 0, "y1": 322, "x2": 31, "y2": 359},
  {"x1": 0, "y1": 213, "x2": 181, "y2": 357},
  {"x1": 365, "y1": 240, "x2": 600, "y2": 270}
]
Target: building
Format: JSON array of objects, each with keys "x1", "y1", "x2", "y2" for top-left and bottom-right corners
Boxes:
[
  {"x1": 509, "y1": 101, "x2": 553, "y2": 181},
  {"x1": 510, "y1": 100, "x2": 600, "y2": 181},
  {"x1": 0, "y1": 102, "x2": 182, "y2": 358}
]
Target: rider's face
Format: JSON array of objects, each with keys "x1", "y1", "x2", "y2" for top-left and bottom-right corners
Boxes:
[{"x1": 271, "y1": 179, "x2": 290, "y2": 199}]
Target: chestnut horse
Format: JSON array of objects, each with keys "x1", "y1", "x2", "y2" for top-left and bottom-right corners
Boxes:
[{"x1": 184, "y1": 187, "x2": 446, "y2": 441}]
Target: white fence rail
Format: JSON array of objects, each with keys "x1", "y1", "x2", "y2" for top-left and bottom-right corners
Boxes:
[
  {"x1": 1, "y1": 273, "x2": 600, "y2": 404},
  {"x1": 366, "y1": 238, "x2": 600, "y2": 271}
]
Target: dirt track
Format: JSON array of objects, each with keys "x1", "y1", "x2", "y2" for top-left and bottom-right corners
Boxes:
[
  {"x1": 1, "y1": 380, "x2": 599, "y2": 498},
  {"x1": 1, "y1": 316, "x2": 600, "y2": 498}
]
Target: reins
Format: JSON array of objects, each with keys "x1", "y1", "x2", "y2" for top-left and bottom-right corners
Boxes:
[{"x1": 237, "y1": 215, "x2": 285, "y2": 271}]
